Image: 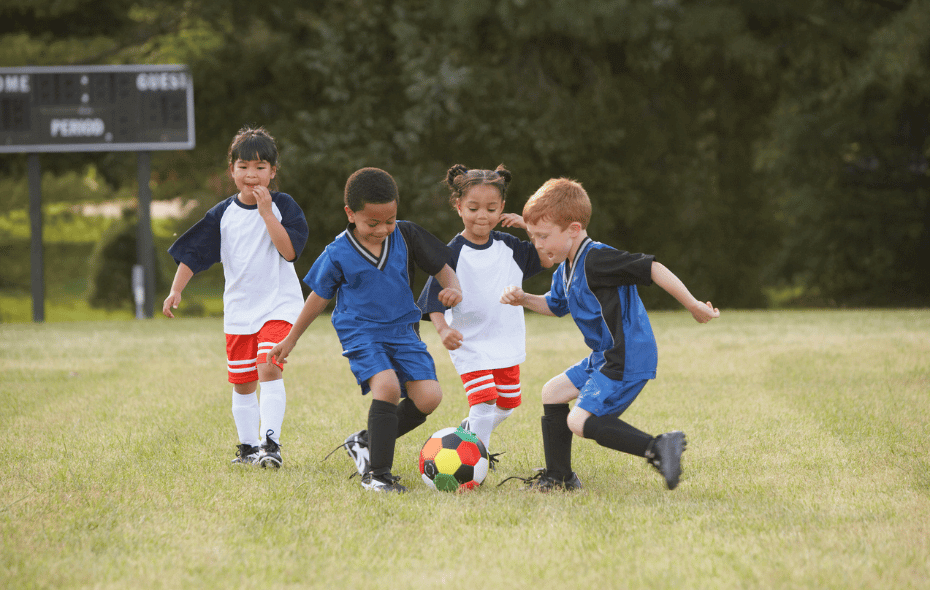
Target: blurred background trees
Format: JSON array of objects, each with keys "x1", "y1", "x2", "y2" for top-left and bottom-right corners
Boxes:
[{"x1": 1, "y1": 0, "x2": 928, "y2": 309}]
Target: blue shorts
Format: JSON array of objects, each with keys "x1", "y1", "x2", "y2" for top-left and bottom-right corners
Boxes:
[
  {"x1": 342, "y1": 332, "x2": 437, "y2": 395},
  {"x1": 565, "y1": 355, "x2": 648, "y2": 417}
]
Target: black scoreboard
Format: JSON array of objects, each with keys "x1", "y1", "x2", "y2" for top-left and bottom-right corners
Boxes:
[{"x1": 0, "y1": 64, "x2": 194, "y2": 153}]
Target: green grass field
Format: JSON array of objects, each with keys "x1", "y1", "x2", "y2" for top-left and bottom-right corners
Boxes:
[{"x1": 2, "y1": 310, "x2": 928, "y2": 589}]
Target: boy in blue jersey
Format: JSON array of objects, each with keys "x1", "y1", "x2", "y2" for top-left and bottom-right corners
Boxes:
[
  {"x1": 500, "y1": 178, "x2": 719, "y2": 491},
  {"x1": 267, "y1": 167, "x2": 462, "y2": 492}
]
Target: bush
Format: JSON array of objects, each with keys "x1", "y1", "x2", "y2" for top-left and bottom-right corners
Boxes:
[{"x1": 86, "y1": 209, "x2": 165, "y2": 310}]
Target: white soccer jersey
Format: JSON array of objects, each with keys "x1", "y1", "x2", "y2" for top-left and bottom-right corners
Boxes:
[
  {"x1": 418, "y1": 231, "x2": 543, "y2": 374},
  {"x1": 168, "y1": 193, "x2": 309, "y2": 335}
]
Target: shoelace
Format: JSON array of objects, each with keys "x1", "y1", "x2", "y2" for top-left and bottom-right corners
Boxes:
[
  {"x1": 263, "y1": 429, "x2": 280, "y2": 453},
  {"x1": 497, "y1": 467, "x2": 548, "y2": 487},
  {"x1": 322, "y1": 433, "x2": 369, "y2": 479},
  {"x1": 488, "y1": 452, "x2": 503, "y2": 471}
]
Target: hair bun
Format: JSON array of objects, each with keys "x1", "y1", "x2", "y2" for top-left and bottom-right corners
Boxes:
[
  {"x1": 446, "y1": 164, "x2": 469, "y2": 186},
  {"x1": 494, "y1": 164, "x2": 512, "y2": 186}
]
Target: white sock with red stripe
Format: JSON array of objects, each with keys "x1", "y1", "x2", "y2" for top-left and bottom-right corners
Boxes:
[
  {"x1": 231, "y1": 390, "x2": 260, "y2": 447},
  {"x1": 259, "y1": 379, "x2": 286, "y2": 444},
  {"x1": 466, "y1": 402, "x2": 496, "y2": 450}
]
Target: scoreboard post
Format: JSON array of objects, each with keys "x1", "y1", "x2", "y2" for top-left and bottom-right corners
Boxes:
[{"x1": 0, "y1": 65, "x2": 195, "y2": 321}]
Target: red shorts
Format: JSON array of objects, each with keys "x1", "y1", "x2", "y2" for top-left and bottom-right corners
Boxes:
[
  {"x1": 225, "y1": 320, "x2": 292, "y2": 384},
  {"x1": 459, "y1": 365, "x2": 522, "y2": 409}
]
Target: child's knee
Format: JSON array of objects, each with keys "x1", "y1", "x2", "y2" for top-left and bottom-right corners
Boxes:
[
  {"x1": 407, "y1": 381, "x2": 442, "y2": 413},
  {"x1": 566, "y1": 412, "x2": 587, "y2": 437}
]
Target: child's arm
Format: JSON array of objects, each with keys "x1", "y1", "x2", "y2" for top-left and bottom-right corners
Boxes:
[
  {"x1": 430, "y1": 311, "x2": 463, "y2": 350},
  {"x1": 266, "y1": 292, "x2": 331, "y2": 364},
  {"x1": 255, "y1": 185, "x2": 297, "y2": 261},
  {"x1": 651, "y1": 261, "x2": 719, "y2": 323},
  {"x1": 162, "y1": 263, "x2": 195, "y2": 318},
  {"x1": 500, "y1": 285, "x2": 557, "y2": 316},
  {"x1": 433, "y1": 264, "x2": 463, "y2": 308}
]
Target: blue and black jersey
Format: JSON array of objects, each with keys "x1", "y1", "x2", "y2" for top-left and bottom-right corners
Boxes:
[
  {"x1": 304, "y1": 221, "x2": 451, "y2": 346},
  {"x1": 546, "y1": 237, "x2": 658, "y2": 381}
]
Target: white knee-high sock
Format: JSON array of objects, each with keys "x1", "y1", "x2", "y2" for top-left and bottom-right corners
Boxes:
[
  {"x1": 467, "y1": 402, "x2": 497, "y2": 450},
  {"x1": 231, "y1": 390, "x2": 260, "y2": 446},
  {"x1": 259, "y1": 379, "x2": 286, "y2": 444},
  {"x1": 492, "y1": 405, "x2": 514, "y2": 429}
]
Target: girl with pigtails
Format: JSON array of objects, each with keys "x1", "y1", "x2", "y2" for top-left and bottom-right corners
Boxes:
[{"x1": 417, "y1": 165, "x2": 549, "y2": 462}]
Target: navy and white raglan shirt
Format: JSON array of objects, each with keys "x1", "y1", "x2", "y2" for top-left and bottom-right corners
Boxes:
[
  {"x1": 168, "y1": 192, "x2": 309, "y2": 335},
  {"x1": 546, "y1": 237, "x2": 658, "y2": 382},
  {"x1": 304, "y1": 221, "x2": 451, "y2": 348},
  {"x1": 417, "y1": 231, "x2": 544, "y2": 375}
]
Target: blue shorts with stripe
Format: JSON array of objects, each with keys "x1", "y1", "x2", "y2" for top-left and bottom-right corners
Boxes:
[
  {"x1": 342, "y1": 327, "x2": 438, "y2": 395},
  {"x1": 565, "y1": 354, "x2": 649, "y2": 417}
]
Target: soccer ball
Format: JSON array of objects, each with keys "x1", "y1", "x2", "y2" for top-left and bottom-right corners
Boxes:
[{"x1": 419, "y1": 426, "x2": 490, "y2": 492}]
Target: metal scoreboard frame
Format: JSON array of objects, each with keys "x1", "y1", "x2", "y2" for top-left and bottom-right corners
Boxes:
[
  {"x1": 3, "y1": 64, "x2": 196, "y2": 322},
  {"x1": 0, "y1": 64, "x2": 195, "y2": 153}
]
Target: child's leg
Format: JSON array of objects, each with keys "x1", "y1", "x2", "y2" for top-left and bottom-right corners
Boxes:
[
  {"x1": 367, "y1": 370, "x2": 403, "y2": 476},
  {"x1": 466, "y1": 402, "x2": 496, "y2": 449},
  {"x1": 460, "y1": 370, "x2": 499, "y2": 448},
  {"x1": 573, "y1": 408, "x2": 653, "y2": 456},
  {"x1": 396, "y1": 379, "x2": 439, "y2": 438},
  {"x1": 231, "y1": 383, "x2": 260, "y2": 447},
  {"x1": 540, "y1": 373, "x2": 580, "y2": 479},
  {"x1": 571, "y1": 377, "x2": 652, "y2": 456},
  {"x1": 255, "y1": 320, "x2": 292, "y2": 445},
  {"x1": 491, "y1": 365, "x2": 522, "y2": 433},
  {"x1": 227, "y1": 333, "x2": 261, "y2": 447}
]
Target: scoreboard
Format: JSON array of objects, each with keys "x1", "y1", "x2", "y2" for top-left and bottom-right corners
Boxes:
[{"x1": 0, "y1": 64, "x2": 194, "y2": 153}]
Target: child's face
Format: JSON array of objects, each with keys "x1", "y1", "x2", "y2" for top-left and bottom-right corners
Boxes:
[
  {"x1": 231, "y1": 159, "x2": 276, "y2": 201},
  {"x1": 526, "y1": 218, "x2": 581, "y2": 266},
  {"x1": 456, "y1": 184, "x2": 504, "y2": 244},
  {"x1": 345, "y1": 201, "x2": 398, "y2": 248}
]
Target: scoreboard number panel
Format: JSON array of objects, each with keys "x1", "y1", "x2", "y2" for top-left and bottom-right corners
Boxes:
[{"x1": 0, "y1": 64, "x2": 194, "y2": 153}]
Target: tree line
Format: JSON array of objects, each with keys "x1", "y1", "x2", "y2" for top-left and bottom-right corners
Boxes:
[{"x1": 1, "y1": 0, "x2": 928, "y2": 307}]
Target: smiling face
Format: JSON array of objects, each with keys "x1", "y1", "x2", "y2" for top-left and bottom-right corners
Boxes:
[
  {"x1": 231, "y1": 159, "x2": 276, "y2": 204},
  {"x1": 346, "y1": 200, "x2": 398, "y2": 250},
  {"x1": 526, "y1": 218, "x2": 583, "y2": 267},
  {"x1": 456, "y1": 184, "x2": 504, "y2": 244}
]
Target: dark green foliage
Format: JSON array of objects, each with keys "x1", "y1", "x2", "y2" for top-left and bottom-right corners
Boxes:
[
  {"x1": 3, "y1": 0, "x2": 929, "y2": 307},
  {"x1": 86, "y1": 210, "x2": 165, "y2": 309}
]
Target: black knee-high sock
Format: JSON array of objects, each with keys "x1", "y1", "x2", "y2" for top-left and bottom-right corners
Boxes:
[
  {"x1": 395, "y1": 398, "x2": 428, "y2": 438},
  {"x1": 368, "y1": 399, "x2": 399, "y2": 475},
  {"x1": 582, "y1": 414, "x2": 654, "y2": 457},
  {"x1": 541, "y1": 404, "x2": 573, "y2": 479}
]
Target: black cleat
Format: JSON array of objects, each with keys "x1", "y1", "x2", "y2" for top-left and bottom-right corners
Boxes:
[
  {"x1": 360, "y1": 471, "x2": 407, "y2": 493},
  {"x1": 232, "y1": 443, "x2": 261, "y2": 465},
  {"x1": 259, "y1": 429, "x2": 282, "y2": 469},
  {"x1": 646, "y1": 431, "x2": 687, "y2": 490}
]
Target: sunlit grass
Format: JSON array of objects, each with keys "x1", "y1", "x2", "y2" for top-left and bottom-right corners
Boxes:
[{"x1": 1, "y1": 310, "x2": 928, "y2": 589}]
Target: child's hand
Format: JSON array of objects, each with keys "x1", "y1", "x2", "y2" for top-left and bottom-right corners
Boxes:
[
  {"x1": 438, "y1": 287, "x2": 463, "y2": 307},
  {"x1": 266, "y1": 339, "x2": 293, "y2": 365},
  {"x1": 500, "y1": 285, "x2": 525, "y2": 306},
  {"x1": 162, "y1": 292, "x2": 182, "y2": 318},
  {"x1": 690, "y1": 301, "x2": 720, "y2": 323},
  {"x1": 500, "y1": 213, "x2": 526, "y2": 230},
  {"x1": 438, "y1": 326, "x2": 464, "y2": 351},
  {"x1": 253, "y1": 185, "x2": 274, "y2": 217}
]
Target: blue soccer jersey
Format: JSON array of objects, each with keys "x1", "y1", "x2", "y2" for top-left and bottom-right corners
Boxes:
[
  {"x1": 304, "y1": 221, "x2": 451, "y2": 347},
  {"x1": 546, "y1": 237, "x2": 658, "y2": 381}
]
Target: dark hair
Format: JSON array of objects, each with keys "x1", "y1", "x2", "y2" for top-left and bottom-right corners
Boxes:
[
  {"x1": 344, "y1": 167, "x2": 399, "y2": 211},
  {"x1": 445, "y1": 164, "x2": 512, "y2": 208},
  {"x1": 228, "y1": 126, "x2": 280, "y2": 190}
]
